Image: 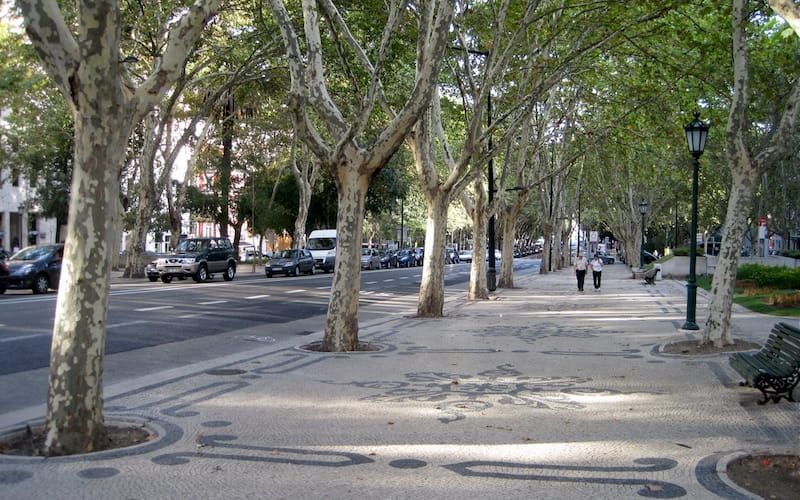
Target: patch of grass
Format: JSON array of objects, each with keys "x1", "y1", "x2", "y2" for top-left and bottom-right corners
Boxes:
[
  {"x1": 735, "y1": 290, "x2": 800, "y2": 316},
  {"x1": 695, "y1": 276, "x2": 800, "y2": 316}
]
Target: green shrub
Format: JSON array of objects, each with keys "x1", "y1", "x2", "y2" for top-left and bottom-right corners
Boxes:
[
  {"x1": 781, "y1": 249, "x2": 800, "y2": 259},
  {"x1": 737, "y1": 264, "x2": 800, "y2": 289},
  {"x1": 671, "y1": 246, "x2": 705, "y2": 257}
]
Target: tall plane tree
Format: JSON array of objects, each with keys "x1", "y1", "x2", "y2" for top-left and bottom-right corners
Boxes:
[
  {"x1": 17, "y1": 0, "x2": 220, "y2": 455},
  {"x1": 267, "y1": 0, "x2": 455, "y2": 351},
  {"x1": 703, "y1": 0, "x2": 800, "y2": 346}
]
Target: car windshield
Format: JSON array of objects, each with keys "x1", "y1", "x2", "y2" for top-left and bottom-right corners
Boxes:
[
  {"x1": 277, "y1": 250, "x2": 297, "y2": 259},
  {"x1": 10, "y1": 246, "x2": 57, "y2": 261},
  {"x1": 175, "y1": 239, "x2": 207, "y2": 252},
  {"x1": 307, "y1": 238, "x2": 335, "y2": 250},
  {"x1": 361, "y1": 249, "x2": 373, "y2": 255}
]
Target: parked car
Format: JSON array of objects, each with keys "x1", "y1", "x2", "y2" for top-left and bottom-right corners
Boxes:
[
  {"x1": 0, "y1": 258, "x2": 9, "y2": 294},
  {"x1": 458, "y1": 249, "x2": 473, "y2": 262},
  {"x1": 265, "y1": 248, "x2": 315, "y2": 277},
  {"x1": 413, "y1": 247, "x2": 424, "y2": 266},
  {"x1": 642, "y1": 250, "x2": 658, "y2": 264},
  {"x1": 396, "y1": 249, "x2": 416, "y2": 267},
  {"x1": 240, "y1": 246, "x2": 260, "y2": 262},
  {"x1": 379, "y1": 250, "x2": 397, "y2": 269},
  {"x1": 154, "y1": 237, "x2": 237, "y2": 283},
  {"x1": 596, "y1": 251, "x2": 615, "y2": 265},
  {"x1": 445, "y1": 247, "x2": 460, "y2": 264},
  {"x1": 360, "y1": 248, "x2": 381, "y2": 270},
  {"x1": 2, "y1": 244, "x2": 64, "y2": 294}
]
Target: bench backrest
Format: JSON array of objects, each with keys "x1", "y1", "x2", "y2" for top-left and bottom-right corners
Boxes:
[{"x1": 761, "y1": 322, "x2": 800, "y2": 369}]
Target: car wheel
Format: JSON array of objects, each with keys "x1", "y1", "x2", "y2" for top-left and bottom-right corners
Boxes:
[
  {"x1": 32, "y1": 274, "x2": 49, "y2": 294},
  {"x1": 223, "y1": 262, "x2": 236, "y2": 281},
  {"x1": 0, "y1": 285, "x2": 6, "y2": 294},
  {"x1": 266, "y1": 272, "x2": 273, "y2": 278},
  {"x1": 308, "y1": 265, "x2": 315, "y2": 275},
  {"x1": 193, "y1": 264, "x2": 209, "y2": 282},
  {"x1": 290, "y1": 265, "x2": 299, "y2": 277},
  {"x1": 160, "y1": 275, "x2": 173, "y2": 284},
  {"x1": 148, "y1": 276, "x2": 158, "y2": 282}
]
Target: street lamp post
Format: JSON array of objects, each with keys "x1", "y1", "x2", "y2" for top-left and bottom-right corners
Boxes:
[
  {"x1": 639, "y1": 200, "x2": 648, "y2": 269},
  {"x1": 681, "y1": 112, "x2": 709, "y2": 330}
]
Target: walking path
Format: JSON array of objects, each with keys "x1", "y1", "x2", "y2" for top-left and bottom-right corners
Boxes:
[{"x1": 1, "y1": 262, "x2": 798, "y2": 499}]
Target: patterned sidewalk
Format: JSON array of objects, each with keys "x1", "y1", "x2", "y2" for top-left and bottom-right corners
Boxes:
[{"x1": 1, "y1": 262, "x2": 797, "y2": 499}]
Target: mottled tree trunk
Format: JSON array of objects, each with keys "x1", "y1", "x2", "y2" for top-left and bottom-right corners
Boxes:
[
  {"x1": 321, "y1": 162, "x2": 368, "y2": 351},
  {"x1": 46, "y1": 101, "x2": 133, "y2": 455},
  {"x1": 467, "y1": 182, "x2": 489, "y2": 299},
  {"x1": 498, "y1": 203, "x2": 521, "y2": 288},
  {"x1": 703, "y1": 168, "x2": 757, "y2": 346},
  {"x1": 417, "y1": 193, "x2": 448, "y2": 317},
  {"x1": 124, "y1": 114, "x2": 158, "y2": 278}
]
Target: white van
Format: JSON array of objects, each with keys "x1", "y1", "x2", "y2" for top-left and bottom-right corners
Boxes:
[{"x1": 307, "y1": 229, "x2": 336, "y2": 272}]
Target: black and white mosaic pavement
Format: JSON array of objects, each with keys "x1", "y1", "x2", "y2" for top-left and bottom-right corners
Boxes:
[{"x1": 1, "y1": 268, "x2": 792, "y2": 499}]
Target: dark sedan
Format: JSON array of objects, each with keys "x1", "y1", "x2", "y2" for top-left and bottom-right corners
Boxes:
[
  {"x1": 0, "y1": 258, "x2": 8, "y2": 294},
  {"x1": 596, "y1": 251, "x2": 615, "y2": 265},
  {"x1": 2, "y1": 244, "x2": 64, "y2": 294},
  {"x1": 265, "y1": 249, "x2": 315, "y2": 277},
  {"x1": 379, "y1": 250, "x2": 397, "y2": 268},
  {"x1": 396, "y1": 249, "x2": 416, "y2": 267}
]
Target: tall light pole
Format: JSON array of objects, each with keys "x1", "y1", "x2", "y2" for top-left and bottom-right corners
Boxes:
[
  {"x1": 486, "y1": 86, "x2": 497, "y2": 291},
  {"x1": 682, "y1": 112, "x2": 709, "y2": 331},
  {"x1": 639, "y1": 200, "x2": 648, "y2": 269}
]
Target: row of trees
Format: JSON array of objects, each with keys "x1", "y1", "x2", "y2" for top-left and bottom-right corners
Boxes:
[{"x1": 5, "y1": 0, "x2": 800, "y2": 455}]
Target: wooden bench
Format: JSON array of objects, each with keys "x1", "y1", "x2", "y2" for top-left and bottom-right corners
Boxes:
[{"x1": 729, "y1": 322, "x2": 800, "y2": 404}]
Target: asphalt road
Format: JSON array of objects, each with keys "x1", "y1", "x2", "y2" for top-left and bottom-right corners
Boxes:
[{"x1": 0, "y1": 259, "x2": 541, "y2": 377}]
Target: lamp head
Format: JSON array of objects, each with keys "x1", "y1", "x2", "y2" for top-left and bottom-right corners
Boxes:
[{"x1": 684, "y1": 112, "x2": 709, "y2": 157}]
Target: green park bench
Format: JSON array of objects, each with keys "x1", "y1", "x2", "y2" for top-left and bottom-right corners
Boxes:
[{"x1": 729, "y1": 322, "x2": 800, "y2": 404}]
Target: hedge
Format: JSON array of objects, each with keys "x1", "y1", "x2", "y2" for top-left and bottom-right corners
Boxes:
[{"x1": 737, "y1": 264, "x2": 800, "y2": 289}]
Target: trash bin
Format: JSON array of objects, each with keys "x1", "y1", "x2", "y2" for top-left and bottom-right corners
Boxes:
[{"x1": 655, "y1": 263, "x2": 663, "y2": 281}]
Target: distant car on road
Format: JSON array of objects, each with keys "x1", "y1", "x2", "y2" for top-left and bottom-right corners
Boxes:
[
  {"x1": 642, "y1": 250, "x2": 658, "y2": 264},
  {"x1": 0, "y1": 258, "x2": 9, "y2": 294},
  {"x1": 458, "y1": 249, "x2": 473, "y2": 263},
  {"x1": 596, "y1": 251, "x2": 615, "y2": 265},
  {"x1": 155, "y1": 237, "x2": 237, "y2": 283},
  {"x1": 445, "y1": 247, "x2": 460, "y2": 264},
  {"x1": 360, "y1": 248, "x2": 381, "y2": 270},
  {"x1": 396, "y1": 249, "x2": 416, "y2": 267},
  {"x1": 2, "y1": 244, "x2": 64, "y2": 294},
  {"x1": 413, "y1": 247, "x2": 424, "y2": 266},
  {"x1": 379, "y1": 250, "x2": 397, "y2": 269},
  {"x1": 265, "y1": 248, "x2": 315, "y2": 277}
]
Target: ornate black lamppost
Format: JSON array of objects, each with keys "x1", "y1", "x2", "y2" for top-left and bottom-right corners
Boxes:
[
  {"x1": 681, "y1": 112, "x2": 709, "y2": 330},
  {"x1": 639, "y1": 200, "x2": 648, "y2": 269}
]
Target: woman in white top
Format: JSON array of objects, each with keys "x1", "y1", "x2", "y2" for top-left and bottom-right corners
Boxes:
[{"x1": 590, "y1": 253, "x2": 604, "y2": 290}]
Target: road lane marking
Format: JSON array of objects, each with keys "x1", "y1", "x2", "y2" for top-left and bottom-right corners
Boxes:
[
  {"x1": 136, "y1": 305, "x2": 173, "y2": 312},
  {"x1": 107, "y1": 320, "x2": 149, "y2": 329},
  {"x1": 286, "y1": 289, "x2": 305, "y2": 294},
  {"x1": 245, "y1": 294, "x2": 270, "y2": 299},
  {"x1": 365, "y1": 281, "x2": 378, "y2": 285},
  {"x1": 0, "y1": 333, "x2": 50, "y2": 343},
  {"x1": 198, "y1": 300, "x2": 228, "y2": 305}
]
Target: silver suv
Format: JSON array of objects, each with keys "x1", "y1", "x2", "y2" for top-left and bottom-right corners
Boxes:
[{"x1": 155, "y1": 237, "x2": 237, "y2": 283}]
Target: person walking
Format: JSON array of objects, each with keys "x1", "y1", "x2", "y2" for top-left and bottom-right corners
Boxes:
[
  {"x1": 573, "y1": 252, "x2": 588, "y2": 292},
  {"x1": 590, "y1": 253, "x2": 604, "y2": 291}
]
